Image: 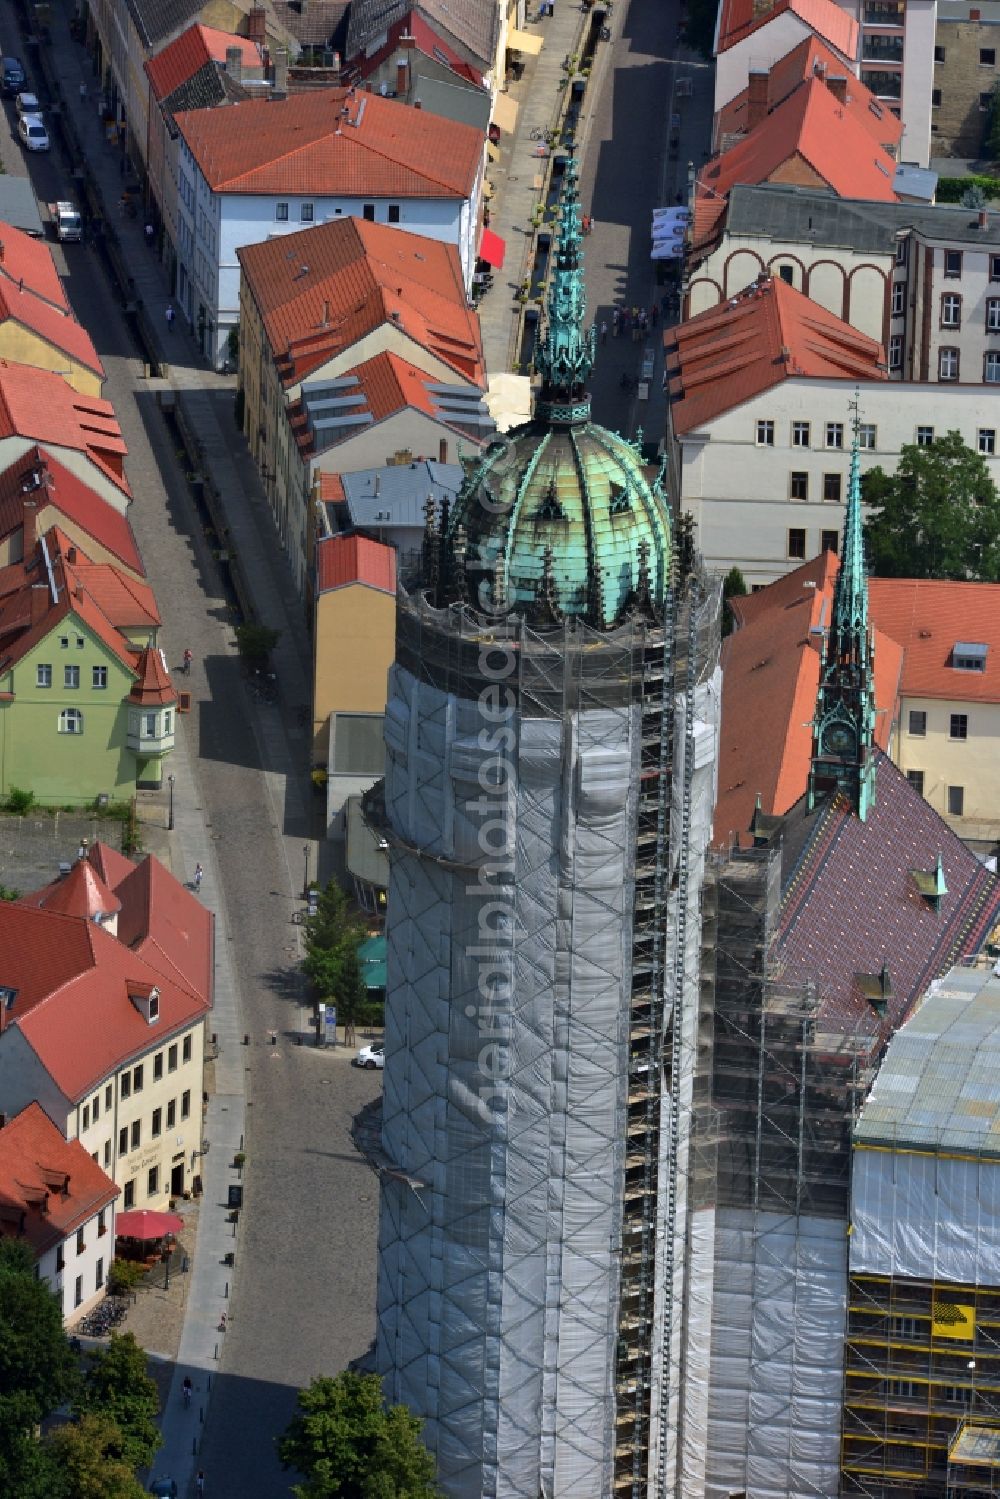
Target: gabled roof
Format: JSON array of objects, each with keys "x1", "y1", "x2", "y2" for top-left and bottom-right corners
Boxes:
[
  {"x1": 237, "y1": 217, "x2": 484, "y2": 387},
  {"x1": 60, "y1": 541, "x2": 160, "y2": 629},
  {"x1": 173, "y1": 88, "x2": 484, "y2": 199},
  {"x1": 867, "y1": 578, "x2": 1000, "y2": 704},
  {"x1": 346, "y1": 0, "x2": 498, "y2": 70},
  {"x1": 0, "y1": 1103, "x2": 118, "y2": 1254},
  {"x1": 715, "y1": 552, "x2": 903, "y2": 848},
  {"x1": 121, "y1": 0, "x2": 206, "y2": 50},
  {"x1": 0, "y1": 222, "x2": 70, "y2": 308},
  {"x1": 111, "y1": 854, "x2": 214, "y2": 1000},
  {"x1": 693, "y1": 76, "x2": 898, "y2": 253},
  {"x1": 716, "y1": 38, "x2": 901, "y2": 154},
  {"x1": 270, "y1": 0, "x2": 349, "y2": 48},
  {"x1": 776, "y1": 754, "x2": 1000, "y2": 1039},
  {"x1": 347, "y1": 10, "x2": 485, "y2": 89},
  {"x1": 128, "y1": 644, "x2": 175, "y2": 705},
  {"x1": 0, "y1": 279, "x2": 104, "y2": 379},
  {"x1": 716, "y1": 0, "x2": 858, "y2": 58},
  {"x1": 145, "y1": 23, "x2": 261, "y2": 100},
  {"x1": 666, "y1": 276, "x2": 886, "y2": 434},
  {"x1": 36, "y1": 857, "x2": 121, "y2": 922},
  {"x1": 0, "y1": 365, "x2": 130, "y2": 498},
  {"x1": 0, "y1": 449, "x2": 143, "y2": 576},
  {"x1": 316, "y1": 532, "x2": 396, "y2": 595}
]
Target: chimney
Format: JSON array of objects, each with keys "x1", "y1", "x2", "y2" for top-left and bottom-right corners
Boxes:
[
  {"x1": 439, "y1": 437, "x2": 448, "y2": 463},
  {"x1": 396, "y1": 57, "x2": 408, "y2": 97},
  {"x1": 226, "y1": 46, "x2": 244, "y2": 86},
  {"x1": 67, "y1": 545, "x2": 77, "y2": 564},
  {"x1": 0, "y1": 242, "x2": 4, "y2": 263},
  {"x1": 321, "y1": 299, "x2": 330, "y2": 326},
  {"x1": 30, "y1": 583, "x2": 49, "y2": 625},
  {"x1": 374, "y1": 472, "x2": 381, "y2": 496},
  {"x1": 827, "y1": 74, "x2": 848, "y2": 103},
  {"x1": 980, "y1": 208, "x2": 990, "y2": 230},
  {"x1": 21, "y1": 496, "x2": 37, "y2": 552},
  {"x1": 400, "y1": 30, "x2": 416, "y2": 49},
  {"x1": 272, "y1": 45, "x2": 288, "y2": 95},
  {"x1": 247, "y1": 4, "x2": 267, "y2": 43},
  {"x1": 747, "y1": 69, "x2": 768, "y2": 130},
  {"x1": 813, "y1": 58, "x2": 827, "y2": 79},
  {"x1": 971, "y1": 6, "x2": 982, "y2": 17}
]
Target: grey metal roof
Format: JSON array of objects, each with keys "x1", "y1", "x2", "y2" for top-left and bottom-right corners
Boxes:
[
  {"x1": 0, "y1": 177, "x2": 44, "y2": 237},
  {"x1": 854, "y1": 962, "x2": 1000, "y2": 1157},
  {"x1": 724, "y1": 182, "x2": 1000, "y2": 253},
  {"x1": 339, "y1": 458, "x2": 462, "y2": 530}
]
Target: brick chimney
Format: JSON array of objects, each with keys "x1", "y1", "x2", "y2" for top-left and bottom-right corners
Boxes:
[
  {"x1": 747, "y1": 69, "x2": 769, "y2": 130},
  {"x1": 971, "y1": 7, "x2": 982, "y2": 17},
  {"x1": 827, "y1": 74, "x2": 848, "y2": 103},
  {"x1": 272, "y1": 45, "x2": 288, "y2": 95},
  {"x1": 30, "y1": 582, "x2": 49, "y2": 625},
  {"x1": 226, "y1": 46, "x2": 243, "y2": 85},
  {"x1": 247, "y1": 4, "x2": 266, "y2": 43},
  {"x1": 396, "y1": 56, "x2": 408, "y2": 96},
  {"x1": 439, "y1": 437, "x2": 448, "y2": 463}
]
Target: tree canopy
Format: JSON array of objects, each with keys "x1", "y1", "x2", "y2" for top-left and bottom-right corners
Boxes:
[
  {"x1": 0, "y1": 1239, "x2": 79, "y2": 1471},
  {"x1": 46, "y1": 1415, "x2": 147, "y2": 1499},
  {"x1": 280, "y1": 1372, "x2": 440, "y2": 1499},
  {"x1": 74, "y1": 1332, "x2": 161, "y2": 1471},
  {"x1": 862, "y1": 429, "x2": 1000, "y2": 581},
  {"x1": 303, "y1": 880, "x2": 369, "y2": 1026}
]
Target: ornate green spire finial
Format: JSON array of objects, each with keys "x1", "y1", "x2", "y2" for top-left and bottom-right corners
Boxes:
[
  {"x1": 808, "y1": 391, "x2": 877, "y2": 820},
  {"x1": 534, "y1": 154, "x2": 595, "y2": 426}
]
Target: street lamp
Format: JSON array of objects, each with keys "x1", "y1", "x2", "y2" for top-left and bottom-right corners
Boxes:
[
  {"x1": 303, "y1": 843, "x2": 310, "y2": 899},
  {"x1": 167, "y1": 774, "x2": 175, "y2": 832}
]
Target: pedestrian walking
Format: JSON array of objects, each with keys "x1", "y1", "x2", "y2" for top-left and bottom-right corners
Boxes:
[
  {"x1": 77, "y1": 838, "x2": 88, "y2": 862},
  {"x1": 182, "y1": 647, "x2": 193, "y2": 675},
  {"x1": 639, "y1": 310, "x2": 649, "y2": 336},
  {"x1": 631, "y1": 306, "x2": 640, "y2": 342},
  {"x1": 144, "y1": 221, "x2": 155, "y2": 248},
  {"x1": 165, "y1": 304, "x2": 175, "y2": 332},
  {"x1": 79, "y1": 80, "x2": 87, "y2": 102},
  {"x1": 612, "y1": 307, "x2": 621, "y2": 337},
  {"x1": 621, "y1": 306, "x2": 631, "y2": 335},
  {"x1": 194, "y1": 863, "x2": 203, "y2": 891},
  {"x1": 600, "y1": 320, "x2": 608, "y2": 344},
  {"x1": 196, "y1": 1474, "x2": 205, "y2": 1497}
]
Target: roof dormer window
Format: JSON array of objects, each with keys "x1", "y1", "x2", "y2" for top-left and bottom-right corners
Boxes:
[
  {"x1": 952, "y1": 642, "x2": 987, "y2": 672},
  {"x1": 128, "y1": 983, "x2": 160, "y2": 1025},
  {"x1": 0, "y1": 986, "x2": 16, "y2": 1010}
]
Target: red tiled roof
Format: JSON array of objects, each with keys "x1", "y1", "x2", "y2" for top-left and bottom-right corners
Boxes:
[
  {"x1": 87, "y1": 840, "x2": 138, "y2": 890},
  {"x1": 173, "y1": 88, "x2": 483, "y2": 199},
  {"x1": 693, "y1": 76, "x2": 898, "y2": 253},
  {"x1": 868, "y1": 578, "x2": 1000, "y2": 703},
  {"x1": 667, "y1": 276, "x2": 886, "y2": 434},
  {"x1": 716, "y1": 38, "x2": 902, "y2": 153},
  {"x1": 0, "y1": 223, "x2": 69, "y2": 309},
  {"x1": 111, "y1": 855, "x2": 214, "y2": 1002},
  {"x1": 0, "y1": 365, "x2": 130, "y2": 498},
  {"x1": 777, "y1": 754, "x2": 1000, "y2": 1038},
  {"x1": 716, "y1": 0, "x2": 858, "y2": 57},
  {"x1": 714, "y1": 553, "x2": 902, "y2": 848},
  {"x1": 318, "y1": 472, "x2": 345, "y2": 504},
  {"x1": 127, "y1": 645, "x2": 176, "y2": 706},
  {"x1": 347, "y1": 11, "x2": 485, "y2": 89},
  {"x1": 37, "y1": 857, "x2": 121, "y2": 921},
  {"x1": 0, "y1": 449, "x2": 144, "y2": 576},
  {"x1": 0, "y1": 281, "x2": 104, "y2": 379},
  {"x1": 316, "y1": 532, "x2": 396, "y2": 594},
  {"x1": 237, "y1": 217, "x2": 484, "y2": 387},
  {"x1": 291, "y1": 348, "x2": 480, "y2": 456},
  {"x1": 0, "y1": 1103, "x2": 118, "y2": 1254},
  {"x1": 145, "y1": 23, "x2": 261, "y2": 100},
  {"x1": 61, "y1": 543, "x2": 160, "y2": 629}
]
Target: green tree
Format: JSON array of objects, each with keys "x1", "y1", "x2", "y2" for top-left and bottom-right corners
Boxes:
[
  {"x1": 0, "y1": 1240, "x2": 78, "y2": 1499},
  {"x1": 303, "y1": 880, "x2": 367, "y2": 1027},
  {"x1": 280, "y1": 1372, "x2": 440, "y2": 1499},
  {"x1": 862, "y1": 430, "x2": 1000, "y2": 581},
  {"x1": 75, "y1": 1333, "x2": 161, "y2": 1471},
  {"x1": 44, "y1": 1415, "x2": 146, "y2": 1499},
  {"x1": 235, "y1": 622, "x2": 280, "y2": 667},
  {"x1": 721, "y1": 565, "x2": 748, "y2": 636}
]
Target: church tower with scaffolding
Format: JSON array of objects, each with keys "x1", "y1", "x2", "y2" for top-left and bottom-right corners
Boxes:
[{"x1": 373, "y1": 158, "x2": 723, "y2": 1499}]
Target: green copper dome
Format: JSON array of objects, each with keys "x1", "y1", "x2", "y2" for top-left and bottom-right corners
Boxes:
[{"x1": 443, "y1": 156, "x2": 672, "y2": 630}]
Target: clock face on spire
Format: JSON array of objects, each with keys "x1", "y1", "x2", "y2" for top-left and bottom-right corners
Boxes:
[{"x1": 823, "y1": 721, "x2": 856, "y2": 758}]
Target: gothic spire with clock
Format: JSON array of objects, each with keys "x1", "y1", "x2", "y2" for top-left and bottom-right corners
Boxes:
[{"x1": 807, "y1": 395, "x2": 877, "y2": 820}]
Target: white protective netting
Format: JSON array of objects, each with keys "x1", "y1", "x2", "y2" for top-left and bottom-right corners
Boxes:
[{"x1": 852, "y1": 1147, "x2": 1000, "y2": 1285}]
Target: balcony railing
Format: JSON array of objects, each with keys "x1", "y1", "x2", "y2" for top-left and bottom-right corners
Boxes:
[
  {"x1": 862, "y1": 68, "x2": 903, "y2": 99},
  {"x1": 863, "y1": 35, "x2": 904, "y2": 61}
]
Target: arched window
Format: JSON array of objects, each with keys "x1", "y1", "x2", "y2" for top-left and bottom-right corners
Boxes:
[{"x1": 59, "y1": 708, "x2": 83, "y2": 735}]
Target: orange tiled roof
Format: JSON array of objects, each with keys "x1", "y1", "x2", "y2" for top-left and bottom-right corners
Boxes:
[
  {"x1": 173, "y1": 89, "x2": 484, "y2": 199},
  {"x1": 666, "y1": 276, "x2": 886, "y2": 435},
  {"x1": 716, "y1": 38, "x2": 902, "y2": 154},
  {"x1": 59, "y1": 540, "x2": 160, "y2": 629},
  {"x1": 145, "y1": 23, "x2": 261, "y2": 100},
  {"x1": 0, "y1": 449, "x2": 144, "y2": 576},
  {"x1": 318, "y1": 472, "x2": 345, "y2": 504},
  {"x1": 867, "y1": 578, "x2": 1000, "y2": 703},
  {"x1": 693, "y1": 76, "x2": 898, "y2": 253},
  {"x1": 716, "y1": 0, "x2": 858, "y2": 57},
  {"x1": 237, "y1": 217, "x2": 484, "y2": 387},
  {"x1": 316, "y1": 532, "x2": 396, "y2": 594},
  {"x1": 0, "y1": 281, "x2": 104, "y2": 379},
  {"x1": 714, "y1": 553, "x2": 903, "y2": 848},
  {"x1": 0, "y1": 223, "x2": 69, "y2": 309},
  {"x1": 0, "y1": 364, "x2": 130, "y2": 498},
  {"x1": 0, "y1": 1103, "x2": 118, "y2": 1254}
]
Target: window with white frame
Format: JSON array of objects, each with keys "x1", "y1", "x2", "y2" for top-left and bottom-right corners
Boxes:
[
  {"x1": 916, "y1": 425, "x2": 934, "y2": 445},
  {"x1": 92, "y1": 665, "x2": 107, "y2": 689},
  {"x1": 755, "y1": 420, "x2": 774, "y2": 446},
  {"x1": 980, "y1": 429, "x2": 997, "y2": 455},
  {"x1": 889, "y1": 334, "x2": 903, "y2": 370},
  {"x1": 825, "y1": 422, "x2": 844, "y2": 449},
  {"x1": 64, "y1": 665, "x2": 79, "y2": 689},
  {"x1": 792, "y1": 421, "x2": 810, "y2": 447},
  {"x1": 939, "y1": 346, "x2": 959, "y2": 380},
  {"x1": 58, "y1": 708, "x2": 83, "y2": 734},
  {"x1": 275, "y1": 202, "x2": 289, "y2": 221},
  {"x1": 941, "y1": 292, "x2": 962, "y2": 327},
  {"x1": 859, "y1": 424, "x2": 877, "y2": 450},
  {"x1": 36, "y1": 663, "x2": 51, "y2": 687},
  {"x1": 988, "y1": 298, "x2": 1000, "y2": 331},
  {"x1": 300, "y1": 203, "x2": 314, "y2": 222},
  {"x1": 891, "y1": 281, "x2": 905, "y2": 316},
  {"x1": 986, "y1": 351, "x2": 1000, "y2": 383}
]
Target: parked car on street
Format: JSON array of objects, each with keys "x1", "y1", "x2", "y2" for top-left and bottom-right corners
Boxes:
[
  {"x1": 1, "y1": 58, "x2": 27, "y2": 96},
  {"x1": 15, "y1": 91, "x2": 40, "y2": 116},
  {"x1": 18, "y1": 115, "x2": 49, "y2": 152},
  {"x1": 149, "y1": 1481, "x2": 178, "y2": 1498},
  {"x1": 352, "y1": 1042, "x2": 384, "y2": 1070}
]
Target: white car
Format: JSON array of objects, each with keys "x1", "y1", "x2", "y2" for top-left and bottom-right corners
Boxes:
[
  {"x1": 18, "y1": 115, "x2": 49, "y2": 152},
  {"x1": 352, "y1": 1042, "x2": 385, "y2": 1070},
  {"x1": 15, "y1": 91, "x2": 40, "y2": 116}
]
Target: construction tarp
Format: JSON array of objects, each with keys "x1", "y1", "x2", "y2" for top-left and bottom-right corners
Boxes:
[{"x1": 852, "y1": 1146, "x2": 1000, "y2": 1285}]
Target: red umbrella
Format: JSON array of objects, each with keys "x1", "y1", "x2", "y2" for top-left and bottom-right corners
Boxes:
[{"x1": 115, "y1": 1209, "x2": 184, "y2": 1241}]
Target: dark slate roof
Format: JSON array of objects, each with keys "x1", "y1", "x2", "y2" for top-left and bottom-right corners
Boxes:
[
  {"x1": 271, "y1": 0, "x2": 349, "y2": 48},
  {"x1": 163, "y1": 60, "x2": 249, "y2": 117},
  {"x1": 346, "y1": 0, "x2": 498, "y2": 69},
  {"x1": 724, "y1": 182, "x2": 1000, "y2": 253},
  {"x1": 124, "y1": 0, "x2": 206, "y2": 49},
  {"x1": 776, "y1": 752, "x2": 1000, "y2": 1043}
]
